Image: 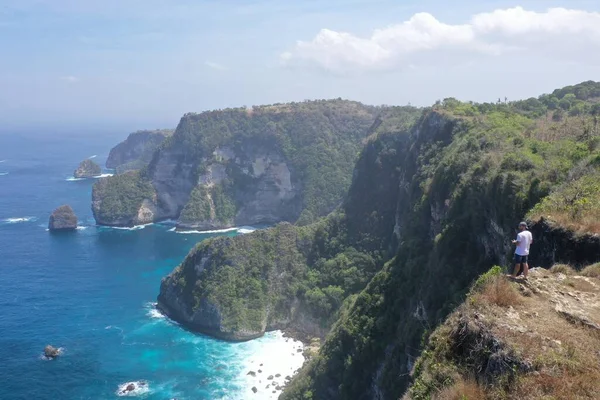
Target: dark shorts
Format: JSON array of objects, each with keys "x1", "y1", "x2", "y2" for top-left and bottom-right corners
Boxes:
[{"x1": 514, "y1": 254, "x2": 528, "y2": 264}]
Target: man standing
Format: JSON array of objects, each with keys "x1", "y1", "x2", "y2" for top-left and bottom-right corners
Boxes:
[{"x1": 510, "y1": 222, "x2": 533, "y2": 279}]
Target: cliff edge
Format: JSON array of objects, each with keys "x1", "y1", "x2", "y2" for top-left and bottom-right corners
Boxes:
[{"x1": 405, "y1": 265, "x2": 600, "y2": 399}]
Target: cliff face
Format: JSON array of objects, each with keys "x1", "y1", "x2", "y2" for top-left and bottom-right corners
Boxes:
[
  {"x1": 94, "y1": 100, "x2": 389, "y2": 228},
  {"x1": 105, "y1": 129, "x2": 173, "y2": 173},
  {"x1": 156, "y1": 107, "x2": 429, "y2": 340},
  {"x1": 157, "y1": 84, "x2": 600, "y2": 399}
]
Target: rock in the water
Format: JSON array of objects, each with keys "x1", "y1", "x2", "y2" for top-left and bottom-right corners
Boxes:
[
  {"x1": 48, "y1": 205, "x2": 78, "y2": 231},
  {"x1": 44, "y1": 345, "x2": 60, "y2": 358},
  {"x1": 247, "y1": 371, "x2": 257, "y2": 377},
  {"x1": 74, "y1": 159, "x2": 101, "y2": 178},
  {"x1": 251, "y1": 387, "x2": 258, "y2": 393}
]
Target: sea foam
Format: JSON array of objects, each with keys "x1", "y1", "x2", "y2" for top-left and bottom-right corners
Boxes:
[
  {"x1": 0, "y1": 172, "x2": 7, "y2": 176},
  {"x1": 172, "y1": 226, "x2": 257, "y2": 235},
  {"x1": 65, "y1": 173, "x2": 113, "y2": 182},
  {"x1": 115, "y1": 381, "x2": 150, "y2": 397},
  {"x1": 2, "y1": 216, "x2": 37, "y2": 224},
  {"x1": 106, "y1": 223, "x2": 153, "y2": 231},
  {"x1": 232, "y1": 330, "x2": 305, "y2": 399},
  {"x1": 145, "y1": 302, "x2": 165, "y2": 319}
]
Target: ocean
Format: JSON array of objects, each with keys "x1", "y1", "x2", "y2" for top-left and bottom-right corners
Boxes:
[{"x1": 0, "y1": 133, "x2": 303, "y2": 400}]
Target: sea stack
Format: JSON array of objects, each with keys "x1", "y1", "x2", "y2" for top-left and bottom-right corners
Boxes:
[
  {"x1": 48, "y1": 205, "x2": 78, "y2": 231},
  {"x1": 74, "y1": 159, "x2": 101, "y2": 178}
]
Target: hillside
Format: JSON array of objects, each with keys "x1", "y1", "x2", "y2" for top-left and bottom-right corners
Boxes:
[
  {"x1": 156, "y1": 81, "x2": 600, "y2": 399},
  {"x1": 93, "y1": 100, "x2": 401, "y2": 228},
  {"x1": 405, "y1": 265, "x2": 600, "y2": 400}
]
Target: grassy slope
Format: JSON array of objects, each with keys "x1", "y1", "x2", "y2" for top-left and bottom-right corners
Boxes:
[{"x1": 406, "y1": 266, "x2": 600, "y2": 400}]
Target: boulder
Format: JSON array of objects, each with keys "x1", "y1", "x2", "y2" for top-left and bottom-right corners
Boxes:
[
  {"x1": 44, "y1": 345, "x2": 60, "y2": 359},
  {"x1": 48, "y1": 205, "x2": 78, "y2": 231},
  {"x1": 74, "y1": 159, "x2": 101, "y2": 178},
  {"x1": 251, "y1": 387, "x2": 258, "y2": 393}
]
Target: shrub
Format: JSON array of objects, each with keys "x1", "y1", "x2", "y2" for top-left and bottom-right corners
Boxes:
[
  {"x1": 581, "y1": 263, "x2": 600, "y2": 278},
  {"x1": 549, "y1": 264, "x2": 575, "y2": 275}
]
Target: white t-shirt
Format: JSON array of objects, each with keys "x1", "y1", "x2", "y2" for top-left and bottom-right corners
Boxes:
[{"x1": 515, "y1": 231, "x2": 533, "y2": 256}]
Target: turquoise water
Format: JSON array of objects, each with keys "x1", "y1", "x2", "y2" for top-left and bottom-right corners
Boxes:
[{"x1": 0, "y1": 134, "x2": 303, "y2": 399}]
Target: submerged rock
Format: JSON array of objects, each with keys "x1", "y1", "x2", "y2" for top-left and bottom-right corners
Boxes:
[
  {"x1": 116, "y1": 381, "x2": 148, "y2": 396},
  {"x1": 44, "y1": 345, "x2": 60, "y2": 359},
  {"x1": 74, "y1": 159, "x2": 101, "y2": 178},
  {"x1": 48, "y1": 205, "x2": 78, "y2": 231}
]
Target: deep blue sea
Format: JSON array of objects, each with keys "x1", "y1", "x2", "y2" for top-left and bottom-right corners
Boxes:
[{"x1": 0, "y1": 133, "x2": 304, "y2": 400}]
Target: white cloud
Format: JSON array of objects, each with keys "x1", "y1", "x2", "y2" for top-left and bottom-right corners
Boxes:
[
  {"x1": 204, "y1": 61, "x2": 228, "y2": 71},
  {"x1": 60, "y1": 76, "x2": 80, "y2": 83},
  {"x1": 282, "y1": 7, "x2": 600, "y2": 73}
]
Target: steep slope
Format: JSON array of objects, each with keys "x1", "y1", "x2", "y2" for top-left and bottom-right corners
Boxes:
[
  {"x1": 157, "y1": 81, "x2": 600, "y2": 399},
  {"x1": 93, "y1": 100, "x2": 389, "y2": 228},
  {"x1": 405, "y1": 266, "x2": 600, "y2": 400},
  {"x1": 282, "y1": 83, "x2": 600, "y2": 400},
  {"x1": 106, "y1": 129, "x2": 173, "y2": 173},
  {"x1": 157, "y1": 106, "x2": 421, "y2": 340}
]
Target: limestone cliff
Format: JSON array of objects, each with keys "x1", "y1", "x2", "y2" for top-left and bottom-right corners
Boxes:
[
  {"x1": 106, "y1": 129, "x2": 173, "y2": 173},
  {"x1": 94, "y1": 100, "x2": 387, "y2": 228},
  {"x1": 157, "y1": 106, "x2": 424, "y2": 340},
  {"x1": 74, "y1": 159, "x2": 101, "y2": 178}
]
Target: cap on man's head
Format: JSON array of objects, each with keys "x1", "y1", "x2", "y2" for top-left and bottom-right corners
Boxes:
[{"x1": 519, "y1": 221, "x2": 528, "y2": 228}]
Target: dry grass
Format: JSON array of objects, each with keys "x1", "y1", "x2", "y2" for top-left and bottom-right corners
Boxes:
[
  {"x1": 475, "y1": 276, "x2": 523, "y2": 308},
  {"x1": 581, "y1": 263, "x2": 600, "y2": 278},
  {"x1": 549, "y1": 264, "x2": 575, "y2": 275},
  {"x1": 561, "y1": 277, "x2": 597, "y2": 292},
  {"x1": 528, "y1": 211, "x2": 600, "y2": 235},
  {"x1": 434, "y1": 377, "x2": 486, "y2": 400}
]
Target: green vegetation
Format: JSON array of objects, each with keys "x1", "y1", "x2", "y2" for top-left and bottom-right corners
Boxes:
[
  {"x1": 179, "y1": 183, "x2": 236, "y2": 226},
  {"x1": 528, "y1": 172, "x2": 600, "y2": 234},
  {"x1": 106, "y1": 129, "x2": 173, "y2": 172},
  {"x1": 280, "y1": 83, "x2": 600, "y2": 399},
  {"x1": 92, "y1": 171, "x2": 155, "y2": 225},
  {"x1": 159, "y1": 82, "x2": 600, "y2": 399},
  {"x1": 154, "y1": 100, "x2": 420, "y2": 225}
]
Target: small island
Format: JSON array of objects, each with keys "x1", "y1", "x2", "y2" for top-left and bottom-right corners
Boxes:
[
  {"x1": 74, "y1": 159, "x2": 102, "y2": 178},
  {"x1": 48, "y1": 205, "x2": 78, "y2": 231}
]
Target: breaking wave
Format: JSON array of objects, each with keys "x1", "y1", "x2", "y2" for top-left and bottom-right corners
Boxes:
[{"x1": 2, "y1": 216, "x2": 37, "y2": 224}]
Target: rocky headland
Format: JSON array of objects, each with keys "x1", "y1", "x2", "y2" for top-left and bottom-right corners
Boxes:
[
  {"x1": 93, "y1": 100, "x2": 394, "y2": 229},
  {"x1": 48, "y1": 205, "x2": 78, "y2": 231},
  {"x1": 74, "y1": 159, "x2": 101, "y2": 178},
  {"x1": 154, "y1": 81, "x2": 600, "y2": 399},
  {"x1": 106, "y1": 129, "x2": 173, "y2": 174}
]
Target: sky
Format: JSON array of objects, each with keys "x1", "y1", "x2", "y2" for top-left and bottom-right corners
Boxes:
[{"x1": 1, "y1": 0, "x2": 600, "y2": 133}]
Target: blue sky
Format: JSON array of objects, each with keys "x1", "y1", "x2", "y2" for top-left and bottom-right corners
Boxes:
[{"x1": 1, "y1": 0, "x2": 599, "y2": 132}]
